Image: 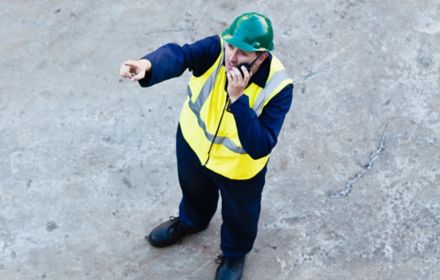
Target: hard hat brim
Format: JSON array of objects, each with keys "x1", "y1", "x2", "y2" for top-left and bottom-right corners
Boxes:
[{"x1": 222, "y1": 34, "x2": 268, "y2": 52}]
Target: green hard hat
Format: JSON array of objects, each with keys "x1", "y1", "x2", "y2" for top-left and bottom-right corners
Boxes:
[{"x1": 222, "y1": 12, "x2": 274, "y2": 52}]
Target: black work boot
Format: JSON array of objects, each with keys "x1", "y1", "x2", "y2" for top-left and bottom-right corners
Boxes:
[
  {"x1": 214, "y1": 254, "x2": 245, "y2": 280},
  {"x1": 146, "y1": 217, "x2": 207, "y2": 248}
]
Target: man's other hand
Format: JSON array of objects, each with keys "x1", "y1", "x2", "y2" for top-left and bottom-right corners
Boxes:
[{"x1": 119, "y1": 59, "x2": 152, "y2": 81}]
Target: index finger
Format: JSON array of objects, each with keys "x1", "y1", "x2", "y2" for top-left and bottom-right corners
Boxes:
[
  {"x1": 123, "y1": 60, "x2": 139, "y2": 67},
  {"x1": 240, "y1": 65, "x2": 251, "y2": 79}
]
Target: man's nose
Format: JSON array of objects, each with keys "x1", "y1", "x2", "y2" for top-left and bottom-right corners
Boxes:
[{"x1": 229, "y1": 49, "x2": 238, "y2": 63}]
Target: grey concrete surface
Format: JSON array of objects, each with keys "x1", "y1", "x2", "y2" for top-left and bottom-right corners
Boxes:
[{"x1": 1, "y1": 1, "x2": 439, "y2": 279}]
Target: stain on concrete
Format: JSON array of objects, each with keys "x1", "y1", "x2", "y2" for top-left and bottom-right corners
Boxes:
[{"x1": 46, "y1": 221, "x2": 58, "y2": 232}]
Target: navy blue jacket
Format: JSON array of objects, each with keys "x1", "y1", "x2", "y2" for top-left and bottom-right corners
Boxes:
[{"x1": 139, "y1": 35, "x2": 293, "y2": 159}]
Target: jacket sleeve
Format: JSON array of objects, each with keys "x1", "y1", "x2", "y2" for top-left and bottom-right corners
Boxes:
[
  {"x1": 138, "y1": 35, "x2": 221, "y2": 87},
  {"x1": 228, "y1": 84, "x2": 294, "y2": 159}
]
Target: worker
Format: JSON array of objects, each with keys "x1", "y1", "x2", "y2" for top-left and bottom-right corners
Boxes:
[{"x1": 120, "y1": 12, "x2": 293, "y2": 280}]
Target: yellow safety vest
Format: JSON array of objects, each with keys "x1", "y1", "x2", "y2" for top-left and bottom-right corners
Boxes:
[{"x1": 179, "y1": 38, "x2": 292, "y2": 180}]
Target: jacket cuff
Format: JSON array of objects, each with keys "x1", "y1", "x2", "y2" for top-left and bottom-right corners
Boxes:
[
  {"x1": 137, "y1": 55, "x2": 154, "y2": 87},
  {"x1": 228, "y1": 95, "x2": 255, "y2": 121}
]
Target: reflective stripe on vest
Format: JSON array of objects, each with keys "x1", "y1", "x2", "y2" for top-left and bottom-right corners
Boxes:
[
  {"x1": 187, "y1": 85, "x2": 247, "y2": 154},
  {"x1": 253, "y1": 70, "x2": 290, "y2": 116}
]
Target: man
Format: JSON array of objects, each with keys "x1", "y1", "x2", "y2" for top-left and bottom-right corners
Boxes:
[{"x1": 120, "y1": 12, "x2": 293, "y2": 280}]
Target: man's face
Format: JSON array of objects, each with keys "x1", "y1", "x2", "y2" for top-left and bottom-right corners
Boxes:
[{"x1": 224, "y1": 43, "x2": 258, "y2": 72}]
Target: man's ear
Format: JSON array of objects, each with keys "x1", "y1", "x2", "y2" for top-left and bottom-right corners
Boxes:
[
  {"x1": 256, "y1": 52, "x2": 269, "y2": 66},
  {"x1": 250, "y1": 52, "x2": 269, "y2": 75},
  {"x1": 260, "y1": 52, "x2": 269, "y2": 62}
]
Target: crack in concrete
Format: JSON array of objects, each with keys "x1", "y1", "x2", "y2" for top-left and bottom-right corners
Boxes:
[
  {"x1": 185, "y1": 259, "x2": 212, "y2": 279},
  {"x1": 329, "y1": 133, "x2": 386, "y2": 198},
  {"x1": 293, "y1": 46, "x2": 361, "y2": 83},
  {"x1": 302, "y1": 70, "x2": 318, "y2": 80},
  {"x1": 294, "y1": 68, "x2": 326, "y2": 83}
]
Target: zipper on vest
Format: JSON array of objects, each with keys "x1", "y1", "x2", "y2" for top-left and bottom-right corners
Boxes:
[{"x1": 203, "y1": 94, "x2": 230, "y2": 166}]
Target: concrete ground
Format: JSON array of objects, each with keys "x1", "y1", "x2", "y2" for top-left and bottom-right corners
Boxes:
[{"x1": 1, "y1": 1, "x2": 439, "y2": 279}]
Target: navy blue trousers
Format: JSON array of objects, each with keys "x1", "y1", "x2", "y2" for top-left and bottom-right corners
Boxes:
[{"x1": 176, "y1": 126, "x2": 266, "y2": 258}]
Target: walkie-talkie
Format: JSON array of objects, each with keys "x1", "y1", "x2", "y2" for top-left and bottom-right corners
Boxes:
[{"x1": 237, "y1": 52, "x2": 265, "y2": 76}]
